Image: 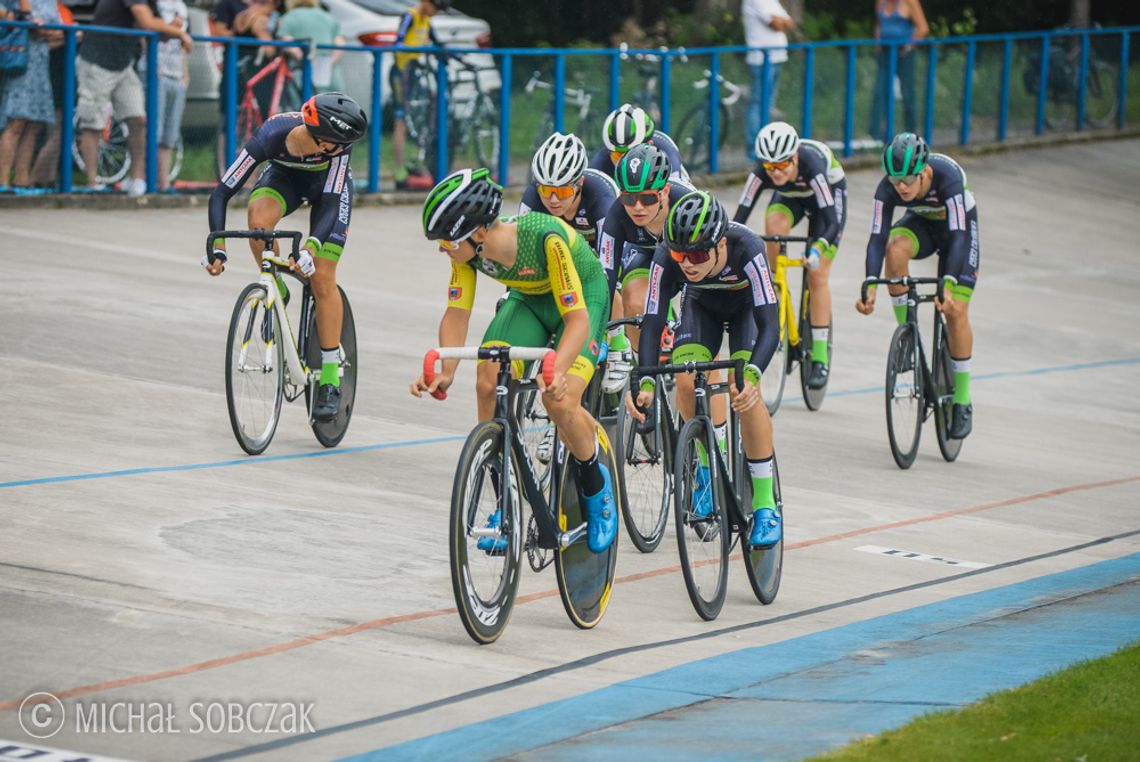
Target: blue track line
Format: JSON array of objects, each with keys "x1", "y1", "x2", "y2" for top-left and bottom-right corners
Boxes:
[{"x1": 3, "y1": 355, "x2": 1138, "y2": 491}]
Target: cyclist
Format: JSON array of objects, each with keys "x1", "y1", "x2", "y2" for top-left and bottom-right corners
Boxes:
[
  {"x1": 855, "y1": 132, "x2": 978, "y2": 439},
  {"x1": 588, "y1": 103, "x2": 690, "y2": 184},
  {"x1": 629, "y1": 191, "x2": 782, "y2": 548},
  {"x1": 735, "y1": 121, "x2": 846, "y2": 389},
  {"x1": 204, "y1": 92, "x2": 368, "y2": 422},
  {"x1": 519, "y1": 132, "x2": 618, "y2": 253},
  {"x1": 409, "y1": 168, "x2": 618, "y2": 555},
  {"x1": 391, "y1": 0, "x2": 450, "y2": 191}
]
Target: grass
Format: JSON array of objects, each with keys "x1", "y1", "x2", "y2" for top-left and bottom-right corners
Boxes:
[{"x1": 807, "y1": 640, "x2": 1140, "y2": 762}]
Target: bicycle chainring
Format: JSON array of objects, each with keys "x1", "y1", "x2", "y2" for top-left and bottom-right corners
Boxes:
[{"x1": 525, "y1": 513, "x2": 553, "y2": 573}]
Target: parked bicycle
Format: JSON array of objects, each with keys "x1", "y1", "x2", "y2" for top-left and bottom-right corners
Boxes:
[
  {"x1": 634, "y1": 358, "x2": 783, "y2": 620},
  {"x1": 405, "y1": 54, "x2": 499, "y2": 174},
  {"x1": 235, "y1": 52, "x2": 302, "y2": 145},
  {"x1": 760, "y1": 235, "x2": 832, "y2": 415},
  {"x1": 861, "y1": 276, "x2": 962, "y2": 469},
  {"x1": 523, "y1": 70, "x2": 602, "y2": 151},
  {"x1": 675, "y1": 69, "x2": 745, "y2": 173},
  {"x1": 425, "y1": 344, "x2": 621, "y2": 644},
  {"x1": 208, "y1": 229, "x2": 357, "y2": 455},
  {"x1": 71, "y1": 116, "x2": 183, "y2": 187},
  {"x1": 1022, "y1": 28, "x2": 1118, "y2": 130},
  {"x1": 618, "y1": 42, "x2": 663, "y2": 124}
]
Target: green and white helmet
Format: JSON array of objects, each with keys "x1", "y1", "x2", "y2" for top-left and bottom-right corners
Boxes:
[
  {"x1": 603, "y1": 103, "x2": 656, "y2": 152},
  {"x1": 882, "y1": 132, "x2": 930, "y2": 177},
  {"x1": 422, "y1": 168, "x2": 503, "y2": 241},
  {"x1": 614, "y1": 144, "x2": 671, "y2": 192},
  {"x1": 665, "y1": 190, "x2": 728, "y2": 252}
]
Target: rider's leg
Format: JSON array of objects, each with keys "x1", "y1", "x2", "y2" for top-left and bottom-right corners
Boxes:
[
  {"x1": 310, "y1": 256, "x2": 343, "y2": 385},
  {"x1": 620, "y1": 274, "x2": 648, "y2": 351},
  {"x1": 884, "y1": 231, "x2": 916, "y2": 323},
  {"x1": 807, "y1": 253, "x2": 834, "y2": 363},
  {"x1": 246, "y1": 195, "x2": 285, "y2": 263},
  {"x1": 763, "y1": 204, "x2": 792, "y2": 273},
  {"x1": 941, "y1": 293, "x2": 973, "y2": 401}
]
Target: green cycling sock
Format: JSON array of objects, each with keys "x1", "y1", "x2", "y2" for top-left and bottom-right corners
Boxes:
[
  {"x1": 951, "y1": 355, "x2": 972, "y2": 405},
  {"x1": 695, "y1": 438, "x2": 709, "y2": 468},
  {"x1": 714, "y1": 423, "x2": 728, "y2": 457},
  {"x1": 607, "y1": 329, "x2": 630, "y2": 352},
  {"x1": 748, "y1": 457, "x2": 775, "y2": 510},
  {"x1": 811, "y1": 326, "x2": 829, "y2": 364},
  {"x1": 320, "y1": 347, "x2": 341, "y2": 387}
]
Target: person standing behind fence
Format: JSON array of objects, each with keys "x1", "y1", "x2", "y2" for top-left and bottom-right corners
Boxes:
[
  {"x1": 145, "y1": 0, "x2": 188, "y2": 191},
  {"x1": 28, "y1": 0, "x2": 75, "y2": 189},
  {"x1": 742, "y1": 0, "x2": 794, "y2": 159},
  {"x1": 277, "y1": 0, "x2": 345, "y2": 94},
  {"x1": 868, "y1": 0, "x2": 928, "y2": 142},
  {"x1": 0, "y1": 0, "x2": 59, "y2": 191},
  {"x1": 75, "y1": 0, "x2": 191, "y2": 194},
  {"x1": 391, "y1": 0, "x2": 448, "y2": 191}
]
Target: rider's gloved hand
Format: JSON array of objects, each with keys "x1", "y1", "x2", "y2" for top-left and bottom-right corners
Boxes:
[
  {"x1": 293, "y1": 249, "x2": 316, "y2": 277},
  {"x1": 805, "y1": 245, "x2": 823, "y2": 271},
  {"x1": 202, "y1": 249, "x2": 227, "y2": 275}
]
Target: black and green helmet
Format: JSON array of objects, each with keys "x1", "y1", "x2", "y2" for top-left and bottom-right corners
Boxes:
[
  {"x1": 614, "y1": 144, "x2": 671, "y2": 193},
  {"x1": 665, "y1": 190, "x2": 728, "y2": 252},
  {"x1": 882, "y1": 132, "x2": 930, "y2": 177},
  {"x1": 422, "y1": 168, "x2": 503, "y2": 241}
]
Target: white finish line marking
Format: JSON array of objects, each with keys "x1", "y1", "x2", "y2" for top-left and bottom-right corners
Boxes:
[
  {"x1": 0, "y1": 739, "x2": 138, "y2": 762},
  {"x1": 856, "y1": 545, "x2": 991, "y2": 569}
]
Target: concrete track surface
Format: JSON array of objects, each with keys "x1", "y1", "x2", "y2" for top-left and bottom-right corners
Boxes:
[{"x1": 1, "y1": 140, "x2": 1139, "y2": 761}]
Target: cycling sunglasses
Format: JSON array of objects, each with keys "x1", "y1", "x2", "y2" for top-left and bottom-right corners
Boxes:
[
  {"x1": 610, "y1": 150, "x2": 626, "y2": 165},
  {"x1": 620, "y1": 190, "x2": 662, "y2": 207},
  {"x1": 438, "y1": 229, "x2": 476, "y2": 251},
  {"x1": 888, "y1": 173, "x2": 921, "y2": 186},
  {"x1": 762, "y1": 158, "x2": 795, "y2": 172},
  {"x1": 670, "y1": 247, "x2": 714, "y2": 265},
  {"x1": 536, "y1": 183, "x2": 577, "y2": 200}
]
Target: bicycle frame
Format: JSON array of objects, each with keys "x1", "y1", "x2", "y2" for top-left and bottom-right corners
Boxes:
[
  {"x1": 762, "y1": 235, "x2": 812, "y2": 352},
  {"x1": 863, "y1": 275, "x2": 945, "y2": 415}
]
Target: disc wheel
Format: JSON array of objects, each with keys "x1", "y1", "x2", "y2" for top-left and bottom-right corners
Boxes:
[
  {"x1": 932, "y1": 315, "x2": 963, "y2": 463},
  {"x1": 885, "y1": 322, "x2": 924, "y2": 469},
  {"x1": 674, "y1": 418, "x2": 729, "y2": 620},
  {"x1": 225, "y1": 283, "x2": 284, "y2": 455},
  {"x1": 304, "y1": 286, "x2": 357, "y2": 448},
  {"x1": 798, "y1": 281, "x2": 832, "y2": 411}
]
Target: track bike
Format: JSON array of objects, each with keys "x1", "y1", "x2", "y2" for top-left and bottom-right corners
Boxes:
[
  {"x1": 71, "y1": 116, "x2": 183, "y2": 187},
  {"x1": 424, "y1": 345, "x2": 621, "y2": 644},
  {"x1": 862, "y1": 276, "x2": 963, "y2": 469},
  {"x1": 234, "y1": 52, "x2": 302, "y2": 146},
  {"x1": 674, "y1": 69, "x2": 745, "y2": 173},
  {"x1": 404, "y1": 55, "x2": 499, "y2": 173},
  {"x1": 208, "y1": 229, "x2": 358, "y2": 455},
  {"x1": 634, "y1": 359, "x2": 783, "y2": 620},
  {"x1": 760, "y1": 235, "x2": 832, "y2": 416}
]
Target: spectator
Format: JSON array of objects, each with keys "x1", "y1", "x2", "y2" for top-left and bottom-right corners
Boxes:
[
  {"x1": 391, "y1": 0, "x2": 449, "y2": 191},
  {"x1": 869, "y1": 0, "x2": 928, "y2": 141},
  {"x1": 29, "y1": 0, "x2": 75, "y2": 188},
  {"x1": 0, "y1": 0, "x2": 59, "y2": 191},
  {"x1": 277, "y1": 0, "x2": 345, "y2": 94},
  {"x1": 210, "y1": 0, "x2": 278, "y2": 173},
  {"x1": 141, "y1": 0, "x2": 188, "y2": 191},
  {"x1": 75, "y1": 0, "x2": 191, "y2": 193},
  {"x1": 742, "y1": 0, "x2": 794, "y2": 159}
]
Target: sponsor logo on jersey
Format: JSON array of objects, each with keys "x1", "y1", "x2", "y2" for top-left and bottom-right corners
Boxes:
[
  {"x1": 968, "y1": 220, "x2": 980, "y2": 268},
  {"x1": 222, "y1": 151, "x2": 255, "y2": 188},
  {"x1": 871, "y1": 199, "x2": 884, "y2": 234},
  {"x1": 561, "y1": 292, "x2": 578, "y2": 308},
  {"x1": 738, "y1": 174, "x2": 762, "y2": 207},
  {"x1": 589, "y1": 339, "x2": 599, "y2": 356},
  {"x1": 519, "y1": 267, "x2": 536, "y2": 277},
  {"x1": 600, "y1": 234, "x2": 615, "y2": 270},
  {"x1": 448, "y1": 287, "x2": 462, "y2": 301},
  {"x1": 337, "y1": 184, "x2": 350, "y2": 224},
  {"x1": 647, "y1": 264, "x2": 662, "y2": 313}
]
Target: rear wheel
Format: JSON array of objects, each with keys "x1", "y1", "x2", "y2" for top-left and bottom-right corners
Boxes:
[
  {"x1": 742, "y1": 456, "x2": 783, "y2": 605},
  {"x1": 675, "y1": 102, "x2": 729, "y2": 173},
  {"x1": 304, "y1": 286, "x2": 357, "y2": 448},
  {"x1": 933, "y1": 315, "x2": 963, "y2": 462},
  {"x1": 225, "y1": 283, "x2": 284, "y2": 455},
  {"x1": 799, "y1": 281, "x2": 832, "y2": 411},
  {"x1": 762, "y1": 301, "x2": 790, "y2": 416},
  {"x1": 71, "y1": 116, "x2": 131, "y2": 185},
  {"x1": 885, "y1": 322, "x2": 924, "y2": 469},
  {"x1": 471, "y1": 95, "x2": 500, "y2": 169},
  {"x1": 674, "y1": 417, "x2": 729, "y2": 621},
  {"x1": 615, "y1": 390, "x2": 673, "y2": 552}
]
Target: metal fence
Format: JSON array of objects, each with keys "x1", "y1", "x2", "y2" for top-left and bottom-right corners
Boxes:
[{"x1": 0, "y1": 21, "x2": 1136, "y2": 194}]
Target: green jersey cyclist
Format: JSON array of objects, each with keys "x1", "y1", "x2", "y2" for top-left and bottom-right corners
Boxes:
[{"x1": 409, "y1": 168, "x2": 618, "y2": 554}]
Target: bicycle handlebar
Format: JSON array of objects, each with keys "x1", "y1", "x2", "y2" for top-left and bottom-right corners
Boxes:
[
  {"x1": 207, "y1": 229, "x2": 302, "y2": 264},
  {"x1": 423, "y1": 346, "x2": 556, "y2": 401},
  {"x1": 633, "y1": 358, "x2": 746, "y2": 392},
  {"x1": 860, "y1": 275, "x2": 943, "y2": 305}
]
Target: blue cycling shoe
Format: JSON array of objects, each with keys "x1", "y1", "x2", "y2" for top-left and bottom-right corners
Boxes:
[
  {"x1": 749, "y1": 507, "x2": 782, "y2": 548},
  {"x1": 693, "y1": 464, "x2": 713, "y2": 518},
  {"x1": 582, "y1": 463, "x2": 617, "y2": 554},
  {"x1": 476, "y1": 509, "x2": 508, "y2": 555}
]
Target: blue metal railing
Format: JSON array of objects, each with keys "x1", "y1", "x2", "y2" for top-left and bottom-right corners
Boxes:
[{"x1": 0, "y1": 22, "x2": 1135, "y2": 193}]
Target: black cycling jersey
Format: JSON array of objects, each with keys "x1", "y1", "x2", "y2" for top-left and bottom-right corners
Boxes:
[
  {"x1": 865, "y1": 153, "x2": 980, "y2": 292},
  {"x1": 588, "y1": 132, "x2": 691, "y2": 184},
  {"x1": 640, "y1": 221, "x2": 779, "y2": 373},
  {"x1": 518, "y1": 168, "x2": 618, "y2": 252},
  {"x1": 734, "y1": 139, "x2": 847, "y2": 249},
  {"x1": 209, "y1": 113, "x2": 354, "y2": 257},
  {"x1": 598, "y1": 178, "x2": 695, "y2": 297}
]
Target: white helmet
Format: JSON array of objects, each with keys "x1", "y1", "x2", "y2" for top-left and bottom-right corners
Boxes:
[
  {"x1": 603, "y1": 103, "x2": 655, "y2": 152},
  {"x1": 532, "y1": 132, "x2": 588, "y2": 186},
  {"x1": 754, "y1": 121, "x2": 801, "y2": 163}
]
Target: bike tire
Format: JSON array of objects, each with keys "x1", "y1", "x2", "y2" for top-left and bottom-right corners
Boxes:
[
  {"x1": 71, "y1": 117, "x2": 131, "y2": 185},
  {"x1": 799, "y1": 279, "x2": 832, "y2": 411},
  {"x1": 932, "y1": 313, "x2": 963, "y2": 463},
  {"x1": 225, "y1": 283, "x2": 284, "y2": 455},
  {"x1": 472, "y1": 95, "x2": 500, "y2": 169},
  {"x1": 1084, "y1": 59, "x2": 1119, "y2": 128},
  {"x1": 762, "y1": 301, "x2": 790, "y2": 416},
  {"x1": 742, "y1": 455, "x2": 783, "y2": 605},
  {"x1": 554, "y1": 422, "x2": 620, "y2": 629},
  {"x1": 449, "y1": 421, "x2": 523, "y2": 644},
  {"x1": 304, "y1": 286, "x2": 357, "y2": 448},
  {"x1": 615, "y1": 389, "x2": 673, "y2": 553},
  {"x1": 673, "y1": 417, "x2": 729, "y2": 621},
  {"x1": 885, "y1": 322, "x2": 924, "y2": 469}
]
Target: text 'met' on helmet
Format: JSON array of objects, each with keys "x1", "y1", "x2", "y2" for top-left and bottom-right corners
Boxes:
[{"x1": 302, "y1": 92, "x2": 368, "y2": 144}]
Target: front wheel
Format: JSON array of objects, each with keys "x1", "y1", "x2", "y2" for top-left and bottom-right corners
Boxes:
[
  {"x1": 674, "y1": 417, "x2": 729, "y2": 621},
  {"x1": 471, "y1": 95, "x2": 500, "y2": 169},
  {"x1": 932, "y1": 315, "x2": 963, "y2": 463},
  {"x1": 450, "y1": 421, "x2": 523, "y2": 645},
  {"x1": 885, "y1": 322, "x2": 924, "y2": 469},
  {"x1": 225, "y1": 283, "x2": 285, "y2": 455},
  {"x1": 615, "y1": 391, "x2": 673, "y2": 553},
  {"x1": 304, "y1": 286, "x2": 357, "y2": 448},
  {"x1": 675, "y1": 102, "x2": 729, "y2": 173}
]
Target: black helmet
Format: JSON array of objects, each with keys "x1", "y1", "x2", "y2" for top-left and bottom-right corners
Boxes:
[
  {"x1": 422, "y1": 168, "x2": 503, "y2": 241},
  {"x1": 665, "y1": 190, "x2": 728, "y2": 252},
  {"x1": 882, "y1": 132, "x2": 930, "y2": 177},
  {"x1": 614, "y1": 144, "x2": 670, "y2": 192},
  {"x1": 302, "y1": 92, "x2": 368, "y2": 144}
]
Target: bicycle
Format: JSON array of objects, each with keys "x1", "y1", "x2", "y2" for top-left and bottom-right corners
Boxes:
[
  {"x1": 634, "y1": 358, "x2": 783, "y2": 620},
  {"x1": 618, "y1": 43, "x2": 663, "y2": 124},
  {"x1": 71, "y1": 116, "x2": 183, "y2": 187},
  {"x1": 208, "y1": 229, "x2": 358, "y2": 456},
  {"x1": 674, "y1": 69, "x2": 744, "y2": 173},
  {"x1": 861, "y1": 276, "x2": 962, "y2": 469},
  {"x1": 523, "y1": 70, "x2": 602, "y2": 151},
  {"x1": 404, "y1": 55, "x2": 499, "y2": 174},
  {"x1": 424, "y1": 344, "x2": 621, "y2": 644},
  {"x1": 235, "y1": 52, "x2": 302, "y2": 146},
  {"x1": 760, "y1": 235, "x2": 832, "y2": 416},
  {"x1": 1021, "y1": 27, "x2": 1118, "y2": 130}
]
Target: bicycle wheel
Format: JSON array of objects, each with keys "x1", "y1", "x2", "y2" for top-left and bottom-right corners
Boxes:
[
  {"x1": 450, "y1": 421, "x2": 523, "y2": 644},
  {"x1": 168, "y1": 136, "x2": 184, "y2": 183},
  {"x1": 932, "y1": 314, "x2": 963, "y2": 463},
  {"x1": 71, "y1": 117, "x2": 131, "y2": 185},
  {"x1": 762, "y1": 300, "x2": 790, "y2": 416},
  {"x1": 303, "y1": 286, "x2": 357, "y2": 448},
  {"x1": 742, "y1": 455, "x2": 783, "y2": 605},
  {"x1": 225, "y1": 283, "x2": 285, "y2": 455},
  {"x1": 798, "y1": 280, "x2": 832, "y2": 411},
  {"x1": 615, "y1": 390, "x2": 673, "y2": 553},
  {"x1": 471, "y1": 95, "x2": 500, "y2": 169},
  {"x1": 674, "y1": 102, "x2": 729, "y2": 173},
  {"x1": 554, "y1": 422, "x2": 620, "y2": 629},
  {"x1": 885, "y1": 322, "x2": 924, "y2": 469},
  {"x1": 405, "y1": 65, "x2": 436, "y2": 169},
  {"x1": 674, "y1": 417, "x2": 729, "y2": 621},
  {"x1": 513, "y1": 362, "x2": 553, "y2": 492},
  {"x1": 1084, "y1": 59, "x2": 1119, "y2": 128}
]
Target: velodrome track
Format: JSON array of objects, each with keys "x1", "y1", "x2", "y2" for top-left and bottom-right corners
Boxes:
[{"x1": 1, "y1": 139, "x2": 1138, "y2": 761}]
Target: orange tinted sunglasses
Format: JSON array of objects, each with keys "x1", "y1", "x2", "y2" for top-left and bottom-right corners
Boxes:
[
  {"x1": 669, "y1": 248, "x2": 714, "y2": 265},
  {"x1": 762, "y1": 158, "x2": 795, "y2": 172},
  {"x1": 536, "y1": 183, "x2": 577, "y2": 200}
]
